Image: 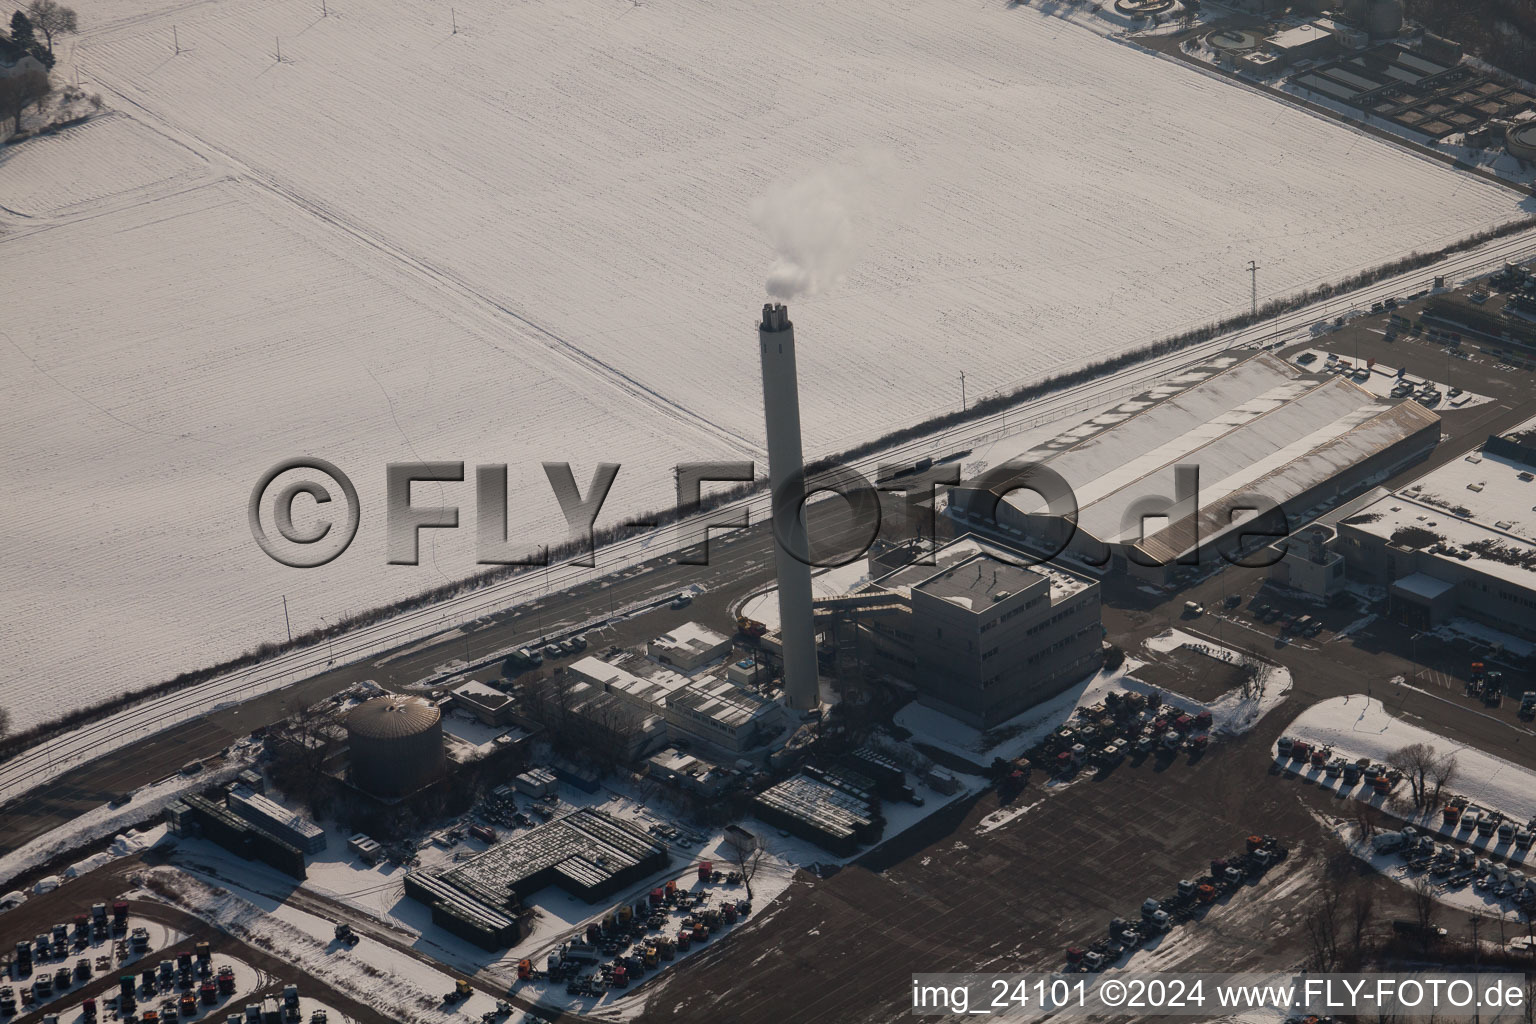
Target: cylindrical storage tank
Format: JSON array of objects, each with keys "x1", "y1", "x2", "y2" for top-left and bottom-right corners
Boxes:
[
  {"x1": 345, "y1": 696, "x2": 445, "y2": 797},
  {"x1": 1508, "y1": 122, "x2": 1536, "y2": 163},
  {"x1": 1368, "y1": 0, "x2": 1401, "y2": 37}
]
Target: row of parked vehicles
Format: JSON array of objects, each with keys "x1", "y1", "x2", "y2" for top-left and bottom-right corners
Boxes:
[
  {"x1": 1275, "y1": 738, "x2": 1403, "y2": 794},
  {"x1": 1064, "y1": 835, "x2": 1289, "y2": 972},
  {"x1": 506, "y1": 634, "x2": 589, "y2": 672},
  {"x1": 1371, "y1": 825, "x2": 1536, "y2": 908},
  {"x1": 538, "y1": 864, "x2": 751, "y2": 998}
]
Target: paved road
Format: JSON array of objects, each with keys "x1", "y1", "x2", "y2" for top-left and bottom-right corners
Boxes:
[
  {"x1": 0, "y1": 498, "x2": 873, "y2": 861},
  {"x1": 6, "y1": 244, "x2": 1535, "y2": 865},
  {"x1": 5, "y1": 230, "x2": 1533, "y2": 812}
]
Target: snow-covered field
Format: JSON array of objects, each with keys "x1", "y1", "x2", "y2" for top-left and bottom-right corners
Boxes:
[{"x1": 3, "y1": 0, "x2": 1529, "y2": 729}]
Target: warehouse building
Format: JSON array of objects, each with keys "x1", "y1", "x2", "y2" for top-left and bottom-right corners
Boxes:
[
  {"x1": 1335, "y1": 423, "x2": 1536, "y2": 638},
  {"x1": 753, "y1": 772, "x2": 882, "y2": 857},
  {"x1": 401, "y1": 871, "x2": 523, "y2": 950},
  {"x1": 429, "y1": 807, "x2": 668, "y2": 907},
  {"x1": 837, "y1": 535, "x2": 1101, "y2": 729},
  {"x1": 952, "y1": 353, "x2": 1441, "y2": 584},
  {"x1": 566, "y1": 655, "x2": 783, "y2": 753},
  {"x1": 170, "y1": 794, "x2": 307, "y2": 879},
  {"x1": 225, "y1": 787, "x2": 327, "y2": 854}
]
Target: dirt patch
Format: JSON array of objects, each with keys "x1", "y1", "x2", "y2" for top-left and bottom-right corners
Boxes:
[{"x1": 1136, "y1": 645, "x2": 1253, "y2": 704}]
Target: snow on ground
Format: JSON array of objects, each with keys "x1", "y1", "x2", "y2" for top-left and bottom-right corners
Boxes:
[
  {"x1": 737, "y1": 559, "x2": 873, "y2": 629},
  {"x1": 0, "y1": 760, "x2": 245, "y2": 888},
  {"x1": 1317, "y1": 812, "x2": 1535, "y2": 919},
  {"x1": 143, "y1": 864, "x2": 541, "y2": 1024},
  {"x1": 0, "y1": 113, "x2": 208, "y2": 218},
  {"x1": 2, "y1": 0, "x2": 1528, "y2": 730},
  {"x1": 1144, "y1": 629, "x2": 1293, "y2": 737},
  {"x1": 1279, "y1": 695, "x2": 1536, "y2": 828}
]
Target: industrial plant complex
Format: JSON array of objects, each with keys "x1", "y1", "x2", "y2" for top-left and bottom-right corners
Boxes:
[{"x1": 6, "y1": 0, "x2": 1536, "y2": 1021}]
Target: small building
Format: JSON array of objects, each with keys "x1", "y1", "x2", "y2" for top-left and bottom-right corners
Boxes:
[
  {"x1": 449, "y1": 679, "x2": 515, "y2": 727},
  {"x1": 1266, "y1": 20, "x2": 1341, "y2": 66},
  {"x1": 648, "y1": 622, "x2": 732, "y2": 671},
  {"x1": 225, "y1": 788, "x2": 327, "y2": 854},
  {"x1": 0, "y1": 43, "x2": 44, "y2": 80},
  {"x1": 348, "y1": 833, "x2": 382, "y2": 865},
  {"x1": 923, "y1": 768, "x2": 960, "y2": 795},
  {"x1": 1268, "y1": 523, "x2": 1347, "y2": 598},
  {"x1": 514, "y1": 767, "x2": 558, "y2": 799},
  {"x1": 645, "y1": 747, "x2": 731, "y2": 796},
  {"x1": 725, "y1": 657, "x2": 766, "y2": 687}
]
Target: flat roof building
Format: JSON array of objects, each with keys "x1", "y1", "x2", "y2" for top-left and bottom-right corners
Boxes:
[
  {"x1": 450, "y1": 680, "x2": 516, "y2": 727},
  {"x1": 855, "y1": 535, "x2": 1102, "y2": 728},
  {"x1": 648, "y1": 621, "x2": 732, "y2": 671},
  {"x1": 753, "y1": 773, "x2": 882, "y2": 856},
  {"x1": 430, "y1": 807, "x2": 669, "y2": 906},
  {"x1": 1336, "y1": 422, "x2": 1536, "y2": 638},
  {"x1": 954, "y1": 353, "x2": 1440, "y2": 583},
  {"x1": 225, "y1": 787, "x2": 327, "y2": 854},
  {"x1": 567, "y1": 655, "x2": 783, "y2": 753}
]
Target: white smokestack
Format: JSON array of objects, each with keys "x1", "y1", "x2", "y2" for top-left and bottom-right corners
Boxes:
[{"x1": 758, "y1": 302, "x2": 818, "y2": 712}]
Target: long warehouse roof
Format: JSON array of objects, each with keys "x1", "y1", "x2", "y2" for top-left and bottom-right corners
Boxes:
[{"x1": 998, "y1": 352, "x2": 1440, "y2": 561}]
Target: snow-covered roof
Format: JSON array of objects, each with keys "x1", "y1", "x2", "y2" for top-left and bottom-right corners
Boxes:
[
  {"x1": 872, "y1": 534, "x2": 1092, "y2": 607},
  {"x1": 1343, "y1": 440, "x2": 1536, "y2": 590},
  {"x1": 1391, "y1": 572, "x2": 1457, "y2": 601},
  {"x1": 999, "y1": 353, "x2": 1438, "y2": 561},
  {"x1": 649, "y1": 621, "x2": 731, "y2": 659}
]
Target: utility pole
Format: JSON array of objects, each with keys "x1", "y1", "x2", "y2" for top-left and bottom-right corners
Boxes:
[
  {"x1": 172, "y1": 25, "x2": 179, "y2": 54},
  {"x1": 1247, "y1": 260, "x2": 1259, "y2": 319},
  {"x1": 275, "y1": 36, "x2": 281, "y2": 62},
  {"x1": 282, "y1": 596, "x2": 292, "y2": 643},
  {"x1": 451, "y1": 8, "x2": 457, "y2": 33},
  {"x1": 959, "y1": 371, "x2": 967, "y2": 412},
  {"x1": 321, "y1": 0, "x2": 326, "y2": 15}
]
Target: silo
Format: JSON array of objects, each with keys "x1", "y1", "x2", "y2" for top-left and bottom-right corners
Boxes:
[
  {"x1": 1368, "y1": 0, "x2": 1402, "y2": 37},
  {"x1": 1508, "y1": 123, "x2": 1536, "y2": 163},
  {"x1": 345, "y1": 696, "x2": 446, "y2": 797}
]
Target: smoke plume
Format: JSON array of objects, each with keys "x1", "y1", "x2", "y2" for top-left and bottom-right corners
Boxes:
[{"x1": 752, "y1": 156, "x2": 890, "y2": 301}]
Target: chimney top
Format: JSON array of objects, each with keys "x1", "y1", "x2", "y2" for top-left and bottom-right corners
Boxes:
[{"x1": 760, "y1": 303, "x2": 791, "y2": 333}]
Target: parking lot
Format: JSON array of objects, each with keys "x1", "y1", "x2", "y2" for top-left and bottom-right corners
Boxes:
[{"x1": 0, "y1": 864, "x2": 389, "y2": 1024}]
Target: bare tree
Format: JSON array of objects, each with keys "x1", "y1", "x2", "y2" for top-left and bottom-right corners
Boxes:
[
  {"x1": 1387, "y1": 742, "x2": 1438, "y2": 809},
  {"x1": 1305, "y1": 882, "x2": 1344, "y2": 971},
  {"x1": 0, "y1": 705, "x2": 10, "y2": 740},
  {"x1": 0, "y1": 70, "x2": 51, "y2": 134},
  {"x1": 1347, "y1": 887, "x2": 1375, "y2": 969},
  {"x1": 1355, "y1": 800, "x2": 1380, "y2": 840},
  {"x1": 1427, "y1": 752, "x2": 1458, "y2": 810},
  {"x1": 1410, "y1": 875, "x2": 1439, "y2": 954},
  {"x1": 24, "y1": 0, "x2": 77, "y2": 55},
  {"x1": 727, "y1": 829, "x2": 767, "y2": 901}
]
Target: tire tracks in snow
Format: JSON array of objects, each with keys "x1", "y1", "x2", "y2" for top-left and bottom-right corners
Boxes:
[{"x1": 72, "y1": 68, "x2": 764, "y2": 463}]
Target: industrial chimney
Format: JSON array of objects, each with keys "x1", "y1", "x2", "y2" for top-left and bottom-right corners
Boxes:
[{"x1": 759, "y1": 302, "x2": 819, "y2": 712}]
